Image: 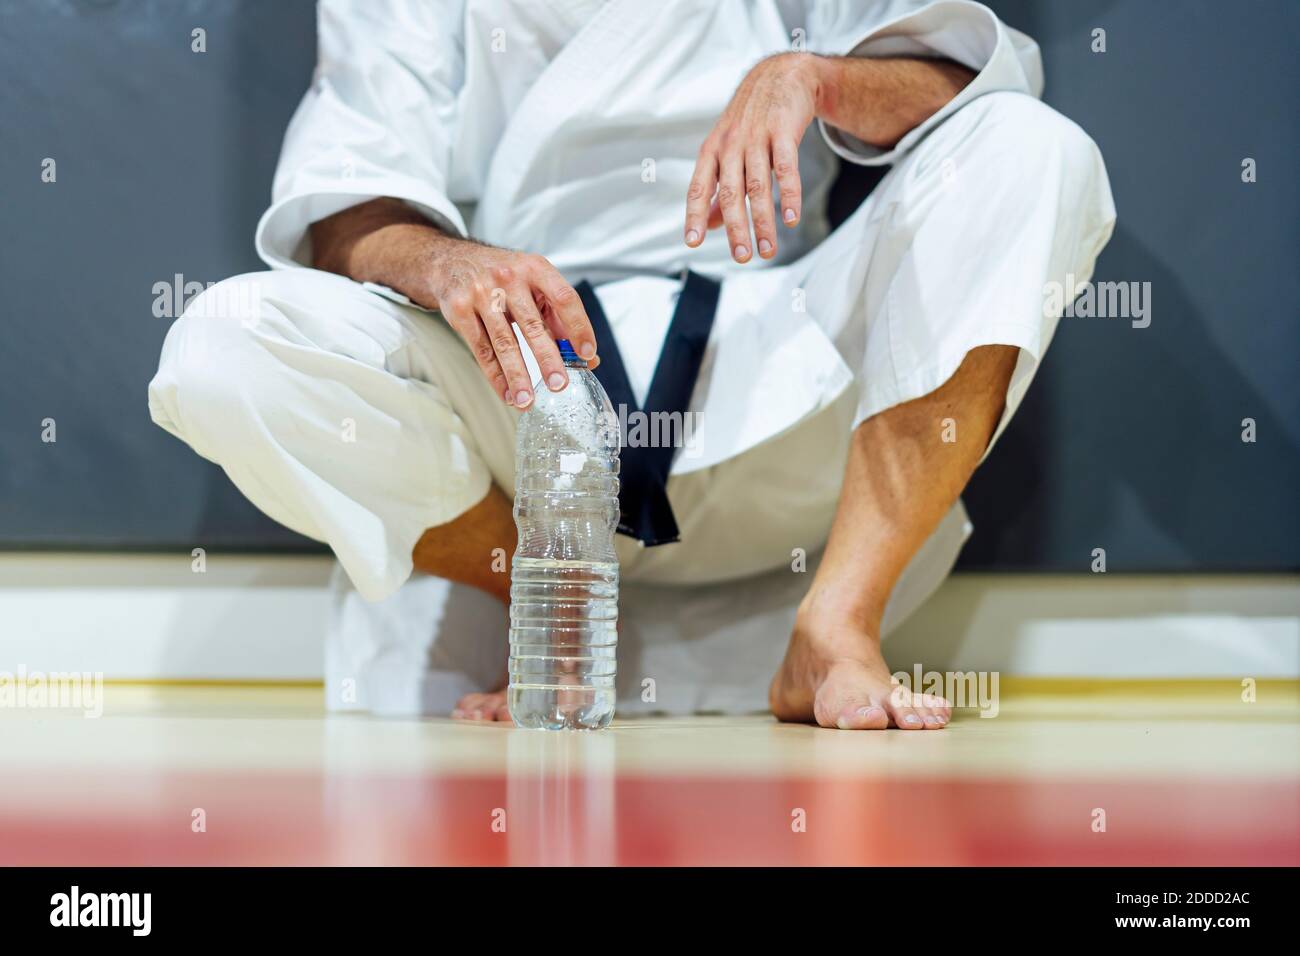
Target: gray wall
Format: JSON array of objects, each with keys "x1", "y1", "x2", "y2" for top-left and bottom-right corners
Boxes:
[
  {"x1": 1, "y1": 0, "x2": 317, "y2": 550},
  {"x1": 961, "y1": 0, "x2": 1299, "y2": 570},
  {"x1": 1, "y1": 0, "x2": 1296, "y2": 570}
]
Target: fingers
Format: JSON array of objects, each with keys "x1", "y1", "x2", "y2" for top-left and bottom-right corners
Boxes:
[
  {"x1": 500, "y1": 270, "x2": 568, "y2": 393},
  {"x1": 688, "y1": 132, "x2": 797, "y2": 260},
  {"x1": 439, "y1": 291, "x2": 511, "y2": 404},
  {"x1": 771, "y1": 135, "x2": 802, "y2": 227},
  {"x1": 745, "y1": 146, "x2": 777, "y2": 259},
  {"x1": 530, "y1": 258, "x2": 597, "y2": 362},
  {"x1": 717, "y1": 146, "x2": 751, "y2": 262},
  {"x1": 533, "y1": 288, "x2": 568, "y2": 340},
  {"x1": 686, "y1": 52, "x2": 816, "y2": 259},
  {"x1": 684, "y1": 146, "x2": 718, "y2": 248},
  {"x1": 706, "y1": 197, "x2": 724, "y2": 231},
  {"x1": 436, "y1": 249, "x2": 599, "y2": 403},
  {"x1": 476, "y1": 282, "x2": 535, "y2": 409}
]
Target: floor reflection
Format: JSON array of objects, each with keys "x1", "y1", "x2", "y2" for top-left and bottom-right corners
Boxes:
[
  {"x1": 2, "y1": 765, "x2": 1296, "y2": 865},
  {"x1": 506, "y1": 731, "x2": 617, "y2": 866}
]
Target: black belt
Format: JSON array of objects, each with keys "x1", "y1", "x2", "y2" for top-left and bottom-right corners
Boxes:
[{"x1": 574, "y1": 271, "x2": 720, "y2": 547}]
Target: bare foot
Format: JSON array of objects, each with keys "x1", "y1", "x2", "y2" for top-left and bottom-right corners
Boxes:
[
  {"x1": 453, "y1": 663, "x2": 510, "y2": 723},
  {"x1": 769, "y1": 610, "x2": 952, "y2": 730},
  {"x1": 452, "y1": 688, "x2": 510, "y2": 723}
]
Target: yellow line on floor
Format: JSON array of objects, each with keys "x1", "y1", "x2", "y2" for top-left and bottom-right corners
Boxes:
[
  {"x1": 98, "y1": 678, "x2": 322, "y2": 688},
  {"x1": 995, "y1": 676, "x2": 1298, "y2": 696},
  {"x1": 91, "y1": 676, "x2": 1299, "y2": 695}
]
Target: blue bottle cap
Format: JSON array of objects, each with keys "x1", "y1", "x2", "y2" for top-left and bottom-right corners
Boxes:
[{"x1": 556, "y1": 338, "x2": 580, "y2": 361}]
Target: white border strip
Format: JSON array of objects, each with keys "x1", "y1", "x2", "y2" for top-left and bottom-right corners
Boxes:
[
  {"x1": 889, "y1": 573, "x2": 1300, "y2": 678},
  {"x1": 0, "y1": 555, "x2": 1296, "y2": 680}
]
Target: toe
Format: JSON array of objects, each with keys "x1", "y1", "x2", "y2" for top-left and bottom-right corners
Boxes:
[
  {"x1": 891, "y1": 704, "x2": 925, "y2": 730},
  {"x1": 452, "y1": 693, "x2": 498, "y2": 721},
  {"x1": 916, "y1": 705, "x2": 945, "y2": 729},
  {"x1": 812, "y1": 664, "x2": 889, "y2": 730},
  {"x1": 919, "y1": 694, "x2": 953, "y2": 720},
  {"x1": 884, "y1": 685, "x2": 932, "y2": 730},
  {"x1": 834, "y1": 703, "x2": 890, "y2": 730}
]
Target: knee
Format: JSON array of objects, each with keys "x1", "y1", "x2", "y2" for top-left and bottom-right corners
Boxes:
[
  {"x1": 961, "y1": 91, "x2": 1108, "y2": 200},
  {"x1": 147, "y1": 272, "x2": 282, "y2": 453},
  {"x1": 905, "y1": 91, "x2": 1115, "y2": 260}
]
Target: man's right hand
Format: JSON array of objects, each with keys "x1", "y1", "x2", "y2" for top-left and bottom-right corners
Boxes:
[{"x1": 310, "y1": 198, "x2": 597, "y2": 409}]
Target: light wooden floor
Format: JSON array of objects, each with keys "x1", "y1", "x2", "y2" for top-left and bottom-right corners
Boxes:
[{"x1": 2, "y1": 680, "x2": 1296, "y2": 865}]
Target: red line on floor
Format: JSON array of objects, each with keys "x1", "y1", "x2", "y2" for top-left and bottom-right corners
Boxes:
[{"x1": 2, "y1": 773, "x2": 1295, "y2": 866}]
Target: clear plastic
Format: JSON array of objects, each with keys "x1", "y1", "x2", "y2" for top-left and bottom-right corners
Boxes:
[{"x1": 508, "y1": 351, "x2": 620, "y2": 730}]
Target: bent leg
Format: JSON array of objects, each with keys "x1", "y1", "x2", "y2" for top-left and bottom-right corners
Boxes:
[
  {"x1": 412, "y1": 486, "x2": 516, "y2": 604},
  {"x1": 769, "y1": 344, "x2": 1017, "y2": 729},
  {"x1": 148, "y1": 268, "x2": 517, "y2": 603},
  {"x1": 770, "y1": 93, "x2": 1115, "y2": 730},
  {"x1": 414, "y1": 485, "x2": 519, "y2": 722}
]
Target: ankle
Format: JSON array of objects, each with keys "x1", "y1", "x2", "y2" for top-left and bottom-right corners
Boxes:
[
  {"x1": 799, "y1": 579, "x2": 884, "y2": 626},
  {"x1": 794, "y1": 591, "x2": 883, "y2": 650}
]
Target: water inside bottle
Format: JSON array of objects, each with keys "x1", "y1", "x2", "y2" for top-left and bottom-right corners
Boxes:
[{"x1": 508, "y1": 556, "x2": 618, "y2": 730}]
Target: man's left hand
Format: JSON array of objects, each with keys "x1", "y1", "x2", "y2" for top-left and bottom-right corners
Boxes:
[{"x1": 684, "y1": 53, "x2": 825, "y2": 263}]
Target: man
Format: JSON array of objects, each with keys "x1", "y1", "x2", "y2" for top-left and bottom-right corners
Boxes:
[{"x1": 148, "y1": 0, "x2": 1114, "y2": 729}]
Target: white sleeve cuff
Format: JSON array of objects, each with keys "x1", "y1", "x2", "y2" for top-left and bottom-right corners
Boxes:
[
  {"x1": 818, "y1": 0, "x2": 1042, "y2": 167},
  {"x1": 254, "y1": 175, "x2": 468, "y2": 271}
]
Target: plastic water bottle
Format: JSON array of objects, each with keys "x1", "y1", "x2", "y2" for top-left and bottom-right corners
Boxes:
[{"x1": 508, "y1": 339, "x2": 621, "y2": 730}]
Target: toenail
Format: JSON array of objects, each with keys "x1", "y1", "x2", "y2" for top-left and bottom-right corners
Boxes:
[{"x1": 903, "y1": 714, "x2": 921, "y2": 726}]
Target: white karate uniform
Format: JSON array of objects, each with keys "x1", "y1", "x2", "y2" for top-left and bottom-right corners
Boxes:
[{"x1": 148, "y1": 0, "x2": 1116, "y2": 715}]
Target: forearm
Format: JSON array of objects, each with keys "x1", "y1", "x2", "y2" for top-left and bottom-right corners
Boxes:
[
  {"x1": 310, "y1": 197, "x2": 466, "y2": 310},
  {"x1": 812, "y1": 55, "x2": 975, "y2": 150}
]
